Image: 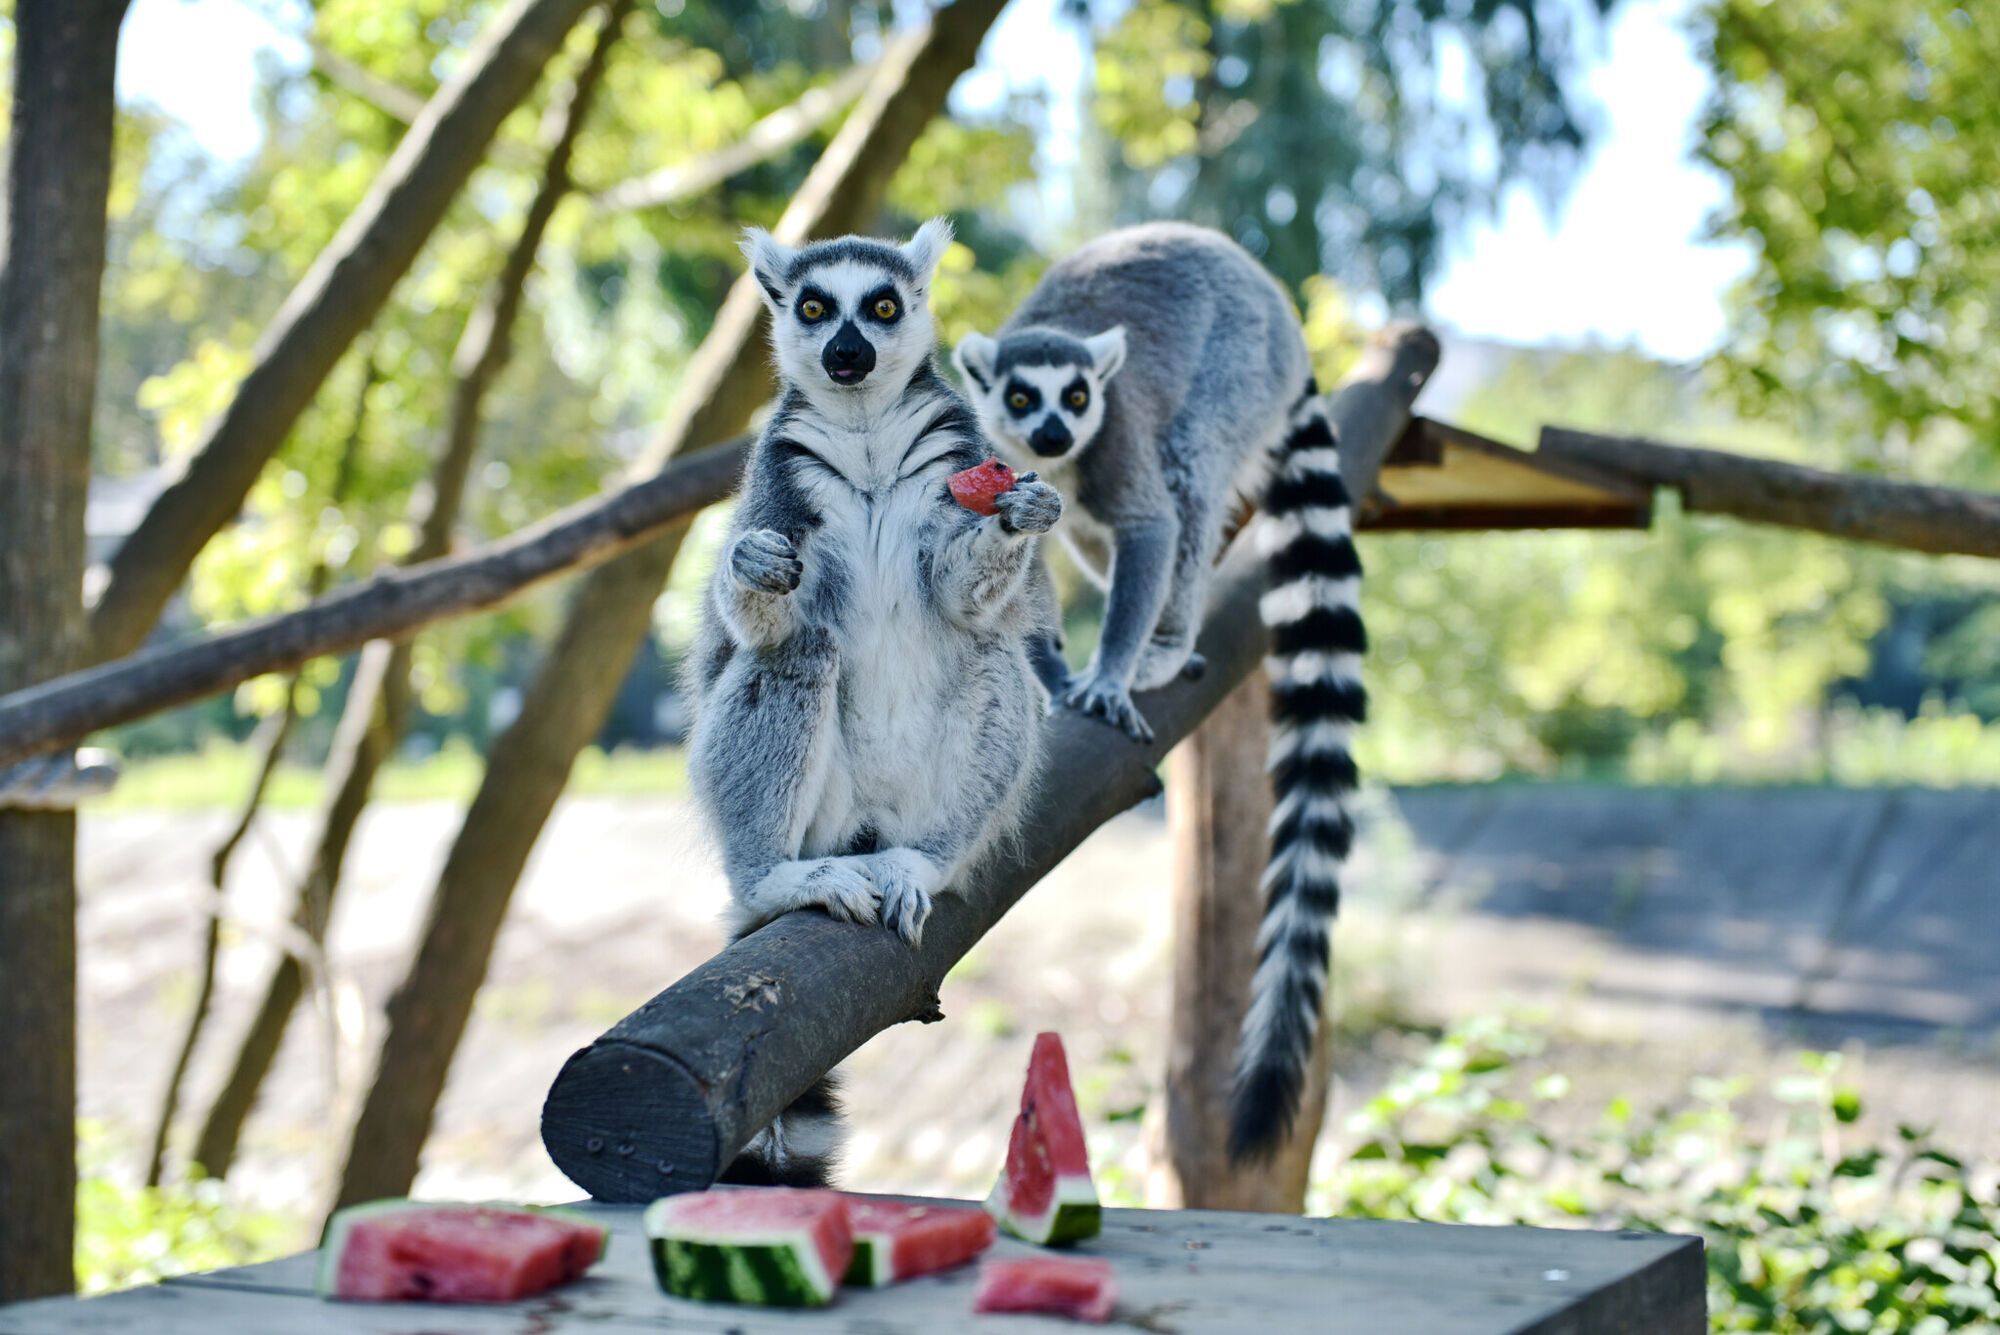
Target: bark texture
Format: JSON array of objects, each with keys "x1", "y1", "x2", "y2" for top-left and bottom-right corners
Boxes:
[
  {"x1": 86, "y1": 0, "x2": 602, "y2": 661},
  {"x1": 1149, "y1": 670, "x2": 1337, "y2": 1211},
  {"x1": 1538, "y1": 426, "x2": 2000, "y2": 557},
  {"x1": 185, "y1": 1, "x2": 629, "y2": 1181},
  {"x1": 0, "y1": 0, "x2": 129, "y2": 1303},
  {"x1": 330, "y1": 0, "x2": 1010, "y2": 1214},
  {"x1": 538, "y1": 324, "x2": 1440, "y2": 1201}
]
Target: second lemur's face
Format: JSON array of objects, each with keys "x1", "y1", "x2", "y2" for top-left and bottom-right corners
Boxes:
[
  {"x1": 742, "y1": 219, "x2": 952, "y2": 406},
  {"x1": 953, "y1": 326, "x2": 1128, "y2": 463}
]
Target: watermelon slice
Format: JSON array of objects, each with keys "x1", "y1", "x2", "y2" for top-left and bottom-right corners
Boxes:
[
  {"x1": 985, "y1": 1032, "x2": 1101, "y2": 1244},
  {"x1": 644, "y1": 1188, "x2": 853, "y2": 1307},
  {"x1": 948, "y1": 457, "x2": 1017, "y2": 515},
  {"x1": 840, "y1": 1197, "x2": 996, "y2": 1286},
  {"x1": 973, "y1": 1256, "x2": 1118, "y2": 1323},
  {"x1": 317, "y1": 1200, "x2": 606, "y2": 1303}
]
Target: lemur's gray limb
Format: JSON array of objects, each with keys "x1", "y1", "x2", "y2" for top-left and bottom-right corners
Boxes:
[
  {"x1": 719, "y1": 528, "x2": 805, "y2": 648},
  {"x1": 1023, "y1": 546, "x2": 1073, "y2": 698},
  {"x1": 1132, "y1": 488, "x2": 1228, "y2": 690},
  {"x1": 688, "y1": 624, "x2": 875, "y2": 938},
  {"x1": 927, "y1": 474, "x2": 1061, "y2": 630},
  {"x1": 1062, "y1": 515, "x2": 1177, "y2": 742}
]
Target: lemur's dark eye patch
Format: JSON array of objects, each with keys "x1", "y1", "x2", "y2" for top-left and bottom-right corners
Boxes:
[
  {"x1": 862, "y1": 285, "x2": 902, "y2": 323},
  {"x1": 1005, "y1": 381, "x2": 1039, "y2": 415},
  {"x1": 796, "y1": 289, "x2": 834, "y2": 323},
  {"x1": 1064, "y1": 378, "x2": 1090, "y2": 411}
]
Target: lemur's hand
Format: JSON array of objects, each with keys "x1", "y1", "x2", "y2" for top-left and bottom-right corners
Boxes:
[
  {"x1": 1061, "y1": 669, "x2": 1155, "y2": 745},
  {"x1": 993, "y1": 472, "x2": 1063, "y2": 536},
  {"x1": 729, "y1": 529, "x2": 802, "y2": 595}
]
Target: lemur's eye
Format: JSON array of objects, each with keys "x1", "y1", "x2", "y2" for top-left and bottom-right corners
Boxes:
[
  {"x1": 1008, "y1": 391, "x2": 1030, "y2": 410},
  {"x1": 799, "y1": 298, "x2": 826, "y2": 321},
  {"x1": 873, "y1": 297, "x2": 899, "y2": 320},
  {"x1": 1067, "y1": 387, "x2": 1089, "y2": 410}
]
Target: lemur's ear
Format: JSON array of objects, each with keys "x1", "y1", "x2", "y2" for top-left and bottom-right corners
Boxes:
[
  {"x1": 901, "y1": 217, "x2": 955, "y2": 286},
  {"x1": 1085, "y1": 326, "x2": 1129, "y2": 380},
  {"x1": 954, "y1": 332, "x2": 998, "y2": 394},
  {"x1": 740, "y1": 227, "x2": 796, "y2": 310}
]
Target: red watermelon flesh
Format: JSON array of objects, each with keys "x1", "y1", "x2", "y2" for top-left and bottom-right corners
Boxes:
[
  {"x1": 841, "y1": 1198, "x2": 996, "y2": 1285},
  {"x1": 985, "y1": 1032, "x2": 1101, "y2": 1244},
  {"x1": 948, "y1": 458, "x2": 1017, "y2": 515},
  {"x1": 973, "y1": 1256, "x2": 1118, "y2": 1323},
  {"x1": 321, "y1": 1203, "x2": 604, "y2": 1303}
]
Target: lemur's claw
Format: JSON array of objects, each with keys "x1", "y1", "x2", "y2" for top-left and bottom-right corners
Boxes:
[
  {"x1": 1181, "y1": 651, "x2": 1208, "y2": 681},
  {"x1": 730, "y1": 528, "x2": 802, "y2": 595},
  {"x1": 994, "y1": 476, "x2": 1063, "y2": 536},
  {"x1": 1061, "y1": 673, "x2": 1155, "y2": 745}
]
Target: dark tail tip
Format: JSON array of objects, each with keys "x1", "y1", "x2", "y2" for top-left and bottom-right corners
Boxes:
[{"x1": 1228, "y1": 1062, "x2": 1305, "y2": 1163}]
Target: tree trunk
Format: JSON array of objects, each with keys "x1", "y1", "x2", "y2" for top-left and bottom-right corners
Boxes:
[
  {"x1": 187, "y1": 3, "x2": 628, "y2": 1182},
  {"x1": 1148, "y1": 670, "x2": 1334, "y2": 1211},
  {"x1": 86, "y1": 0, "x2": 604, "y2": 663},
  {"x1": 0, "y1": 0, "x2": 129, "y2": 1303},
  {"x1": 329, "y1": 0, "x2": 1010, "y2": 1215}
]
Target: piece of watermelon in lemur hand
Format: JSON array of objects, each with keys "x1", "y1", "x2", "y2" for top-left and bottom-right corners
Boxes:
[
  {"x1": 948, "y1": 457, "x2": 1017, "y2": 515},
  {"x1": 985, "y1": 1031, "x2": 1102, "y2": 1245}
]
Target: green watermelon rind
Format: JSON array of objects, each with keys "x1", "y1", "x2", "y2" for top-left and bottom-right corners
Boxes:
[
  {"x1": 984, "y1": 1173, "x2": 1102, "y2": 1247},
  {"x1": 843, "y1": 1236, "x2": 893, "y2": 1288},
  {"x1": 643, "y1": 1198, "x2": 838, "y2": 1307},
  {"x1": 315, "y1": 1199, "x2": 609, "y2": 1298}
]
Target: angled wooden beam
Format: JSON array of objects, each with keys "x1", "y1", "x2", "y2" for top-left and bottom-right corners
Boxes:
[
  {"x1": 536, "y1": 323, "x2": 1441, "y2": 1201},
  {"x1": 1539, "y1": 426, "x2": 2000, "y2": 558}
]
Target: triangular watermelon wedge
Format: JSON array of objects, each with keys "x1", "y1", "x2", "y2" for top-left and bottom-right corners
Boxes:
[{"x1": 984, "y1": 1032, "x2": 1101, "y2": 1245}]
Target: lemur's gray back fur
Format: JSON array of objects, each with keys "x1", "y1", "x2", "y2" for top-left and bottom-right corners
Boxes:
[
  {"x1": 687, "y1": 220, "x2": 1061, "y2": 1186},
  {"x1": 955, "y1": 222, "x2": 1364, "y2": 1160}
]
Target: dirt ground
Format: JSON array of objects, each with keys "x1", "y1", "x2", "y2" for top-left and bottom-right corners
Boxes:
[{"x1": 76, "y1": 786, "x2": 2000, "y2": 1232}]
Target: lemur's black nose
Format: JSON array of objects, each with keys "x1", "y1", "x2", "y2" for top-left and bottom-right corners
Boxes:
[
  {"x1": 823, "y1": 321, "x2": 876, "y2": 384},
  {"x1": 1028, "y1": 416, "x2": 1073, "y2": 456}
]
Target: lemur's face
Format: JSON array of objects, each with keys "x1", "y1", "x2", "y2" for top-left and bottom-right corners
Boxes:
[
  {"x1": 742, "y1": 220, "x2": 952, "y2": 402},
  {"x1": 953, "y1": 326, "x2": 1128, "y2": 463}
]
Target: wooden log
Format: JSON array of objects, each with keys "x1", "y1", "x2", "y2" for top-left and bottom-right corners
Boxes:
[
  {"x1": 0, "y1": 440, "x2": 746, "y2": 768},
  {"x1": 1149, "y1": 668, "x2": 1336, "y2": 1211},
  {"x1": 538, "y1": 323, "x2": 1440, "y2": 1200},
  {"x1": 1538, "y1": 426, "x2": 2000, "y2": 558}
]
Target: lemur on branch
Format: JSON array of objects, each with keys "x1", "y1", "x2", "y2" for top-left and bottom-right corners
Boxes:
[
  {"x1": 686, "y1": 218, "x2": 1062, "y2": 1185},
  {"x1": 955, "y1": 223, "x2": 1365, "y2": 1161}
]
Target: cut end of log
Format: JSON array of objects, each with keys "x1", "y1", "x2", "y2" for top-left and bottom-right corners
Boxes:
[{"x1": 540, "y1": 1040, "x2": 721, "y2": 1200}]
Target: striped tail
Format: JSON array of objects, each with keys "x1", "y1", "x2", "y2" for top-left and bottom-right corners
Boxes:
[
  {"x1": 1228, "y1": 383, "x2": 1364, "y2": 1161},
  {"x1": 718, "y1": 1073, "x2": 846, "y2": 1187}
]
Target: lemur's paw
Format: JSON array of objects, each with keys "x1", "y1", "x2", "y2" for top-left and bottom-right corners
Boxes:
[
  {"x1": 803, "y1": 858, "x2": 882, "y2": 924},
  {"x1": 867, "y1": 850, "x2": 939, "y2": 946},
  {"x1": 1061, "y1": 671, "x2": 1155, "y2": 744},
  {"x1": 730, "y1": 528, "x2": 802, "y2": 595},
  {"x1": 993, "y1": 473, "x2": 1063, "y2": 536},
  {"x1": 1133, "y1": 636, "x2": 1199, "y2": 691}
]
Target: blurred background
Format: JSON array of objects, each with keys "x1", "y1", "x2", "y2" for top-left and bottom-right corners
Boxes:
[{"x1": 9, "y1": 0, "x2": 1996, "y2": 1327}]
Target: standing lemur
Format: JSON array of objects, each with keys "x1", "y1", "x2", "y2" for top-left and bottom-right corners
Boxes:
[
  {"x1": 954, "y1": 222, "x2": 1364, "y2": 1160},
  {"x1": 686, "y1": 219, "x2": 1063, "y2": 1185}
]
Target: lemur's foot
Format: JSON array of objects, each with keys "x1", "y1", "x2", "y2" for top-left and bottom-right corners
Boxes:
[
  {"x1": 1060, "y1": 670, "x2": 1155, "y2": 744},
  {"x1": 730, "y1": 528, "x2": 802, "y2": 594},
  {"x1": 1133, "y1": 635, "x2": 1199, "y2": 691},
  {"x1": 866, "y1": 849, "x2": 942, "y2": 946},
  {"x1": 739, "y1": 856, "x2": 880, "y2": 934},
  {"x1": 993, "y1": 472, "x2": 1063, "y2": 535}
]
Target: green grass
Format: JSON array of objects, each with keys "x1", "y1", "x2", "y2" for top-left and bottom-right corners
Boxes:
[{"x1": 92, "y1": 740, "x2": 689, "y2": 812}]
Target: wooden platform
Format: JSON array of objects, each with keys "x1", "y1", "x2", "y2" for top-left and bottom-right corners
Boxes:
[{"x1": 2, "y1": 1199, "x2": 1703, "y2": 1333}]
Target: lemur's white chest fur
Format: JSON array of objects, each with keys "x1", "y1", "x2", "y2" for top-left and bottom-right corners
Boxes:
[{"x1": 786, "y1": 388, "x2": 980, "y2": 850}]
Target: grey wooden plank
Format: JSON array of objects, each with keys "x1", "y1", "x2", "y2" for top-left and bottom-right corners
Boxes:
[{"x1": 0, "y1": 1200, "x2": 1702, "y2": 1334}]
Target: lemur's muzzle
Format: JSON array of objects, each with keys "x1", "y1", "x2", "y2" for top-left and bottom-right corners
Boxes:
[
  {"x1": 823, "y1": 321, "x2": 876, "y2": 384},
  {"x1": 1028, "y1": 416, "x2": 1073, "y2": 457}
]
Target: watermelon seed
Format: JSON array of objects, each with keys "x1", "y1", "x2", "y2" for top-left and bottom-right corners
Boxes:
[{"x1": 585, "y1": 1137, "x2": 604, "y2": 1154}]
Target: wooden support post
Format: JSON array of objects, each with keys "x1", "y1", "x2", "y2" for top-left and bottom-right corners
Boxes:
[
  {"x1": 1149, "y1": 668, "x2": 1336, "y2": 1210},
  {"x1": 539, "y1": 324, "x2": 1438, "y2": 1201}
]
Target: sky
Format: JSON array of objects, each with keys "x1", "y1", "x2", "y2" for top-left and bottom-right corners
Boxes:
[{"x1": 114, "y1": 0, "x2": 1750, "y2": 363}]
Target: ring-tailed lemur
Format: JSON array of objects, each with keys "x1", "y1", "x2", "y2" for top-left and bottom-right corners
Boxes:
[
  {"x1": 687, "y1": 218, "x2": 1063, "y2": 1185},
  {"x1": 954, "y1": 222, "x2": 1363, "y2": 1160}
]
